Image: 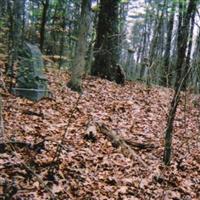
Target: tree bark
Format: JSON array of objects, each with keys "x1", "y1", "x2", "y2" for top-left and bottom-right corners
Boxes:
[
  {"x1": 67, "y1": 0, "x2": 91, "y2": 93},
  {"x1": 163, "y1": 0, "x2": 197, "y2": 165},
  {"x1": 39, "y1": 0, "x2": 49, "y2": 52},
  {"x1": 174, "y1": 0, "x2": 196, "y2": 88},
  {"x1": 182, "y1": 10, "x2": 195, "y2": 90},
  {"x1": 7, "y1": 0, "x2": 23, "y2": 90},
  {"x1": 160, "y1": 1, "x2": 175, "y2": 87},
  {"x1": 91, "y1": 0, "x2": 124, "y2": 84}
]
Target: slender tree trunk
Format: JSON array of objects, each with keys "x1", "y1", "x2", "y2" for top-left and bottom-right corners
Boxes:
[
  {"x1": 182, "y1": 10, "x2": 195, "y2": 90},
  {"x1": 191, "y1": 29, "x2": 200, "y2": 91},
  {"x1": 22, "y1": 0, "x2": 26, "y2": 45},
  {"x1": 136, "y1": 36, "x2": 143, "y2": 65},
  {"x1": 59, "y1": 7, "x2": 67, "y2": 69},
  {"x1": 7, "y1": 0, "x2": 23, "y2": 90},
  {"x1": 163, "y1": 0, "x2": 197, "y2": 165},
  {"x1": 67, "y1": 0, "x2": 91, "y2": 93},
  {"x1": 175, "y1": 0, "x2": 196, "y2": 88},
  {"x1": 139, "y1": 12, "x2": 149, "y2": 79},
  {"x1": 40, "y1": 0, "x2": 49, "y2": 52},
  {"x1": 85, "y1": 12, "x2": 96, "y2": 75},
  {"x1": 148, "y1": 3, "x2": 165, "y2": 68},
  {"x1": 161, "y1": 1, "x2": 175, "y2": 87},
  {"x1": 174, "y1": 0, "x2": 184, "y2": 87}
]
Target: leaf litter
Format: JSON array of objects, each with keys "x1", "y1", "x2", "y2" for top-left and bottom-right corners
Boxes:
[{"x1": 0, "y1": 69, "x2": 199, "y2": 199}]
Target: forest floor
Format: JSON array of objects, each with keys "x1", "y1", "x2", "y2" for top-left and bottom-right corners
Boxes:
[{"x1": 0, "y1": 68, "x2": 199, "y2": 200}]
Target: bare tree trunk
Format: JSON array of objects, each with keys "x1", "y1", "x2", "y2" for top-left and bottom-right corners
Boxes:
[
  {"x1": 58, "y1": 7, "x2": 67, "y2": 69},
  {"x1": 91, "y1": 0, "x2": 125, "y2": 84},
  {"x1": 40, "y1": 0, "x2": 49, "y2": 52},
  {"x1": 182, "y1": 10, "x2": 195, "y2": 90},
  {"x1": 139, "y1": 12, "x2": 150, "y2": 79},
  {"x1": 67, "y1": 0, "x2": 91, "y2": 93},
  {"x1": 161, "y1": 1, "x2": 175, "y2": 87},
  {"x1": 7, "y1": 0, "x2": 23, "y2": 91},
  {"x1": 163, "y1": 0, "x2": 197, "y2": 165},
  {"x1": 148, "y1": 1, "x2": 166, "y2": 68}
]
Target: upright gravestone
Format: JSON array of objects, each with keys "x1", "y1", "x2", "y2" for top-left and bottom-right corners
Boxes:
[{"x1": 12, "y1": 42, "x2": 49, "y2": 101}]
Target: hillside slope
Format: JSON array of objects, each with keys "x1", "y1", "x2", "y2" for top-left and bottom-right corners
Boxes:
[{"x1": 1, "y1": 69, "x2": 199, "y2": 199}]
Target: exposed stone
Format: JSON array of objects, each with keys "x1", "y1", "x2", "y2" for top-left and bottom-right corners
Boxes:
[{"x1": 13, "y1": 42, "x2": 49, "y2": 101}]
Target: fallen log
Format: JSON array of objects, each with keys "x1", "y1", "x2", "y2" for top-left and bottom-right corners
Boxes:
[
  {"x1": 96, "y1": 122, "x2": 148, "y2": 168},
  {"x1": 125, "y1": 139, "x2": 155, "y2": 150}
]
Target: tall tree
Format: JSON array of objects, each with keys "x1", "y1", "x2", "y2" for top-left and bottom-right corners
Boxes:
[
  {"x1": 39, "y1": 0, "x2": 49, "y2": 52},
  {"x1": 160, "y1": 1, "x2": 176, "y2": 87},
  {"x1": 91, "y1": 0, "x2": 125, "y2": 84},
  {"x1": 182, "y1": 9, "x2": 196, "y2": 90},
  {"x1": 148, "y1": 1, "x2": 166, "y2": 69},
  {"x1": 163, "y1": 0, "x2": 198, "y2": 165},
  {"x1": 7, "y1": 0, "x2": 23, "y2": 90},
  {"x1": 67, "y1": 0, "x2": 91, "y2": 93}
]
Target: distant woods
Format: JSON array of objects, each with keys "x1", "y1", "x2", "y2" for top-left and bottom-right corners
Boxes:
[
  {"x1": 0, "y1": 0, "x2": 128, "y2": 91},
  {"x1": 0, "y1": 0, "x2": 199, "y2": 92},
  {"x1": 126, "y1": 0, "x2": 200, "y2": 91}
]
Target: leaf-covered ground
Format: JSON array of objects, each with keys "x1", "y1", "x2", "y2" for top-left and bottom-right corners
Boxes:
[{"x1": 0, "y1": 69, "x2": 199, "y2": 199}]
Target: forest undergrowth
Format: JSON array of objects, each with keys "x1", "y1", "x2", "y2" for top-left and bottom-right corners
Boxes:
[{"x1": 0, "y1": 68, "x2": 199, "y2": 200}]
